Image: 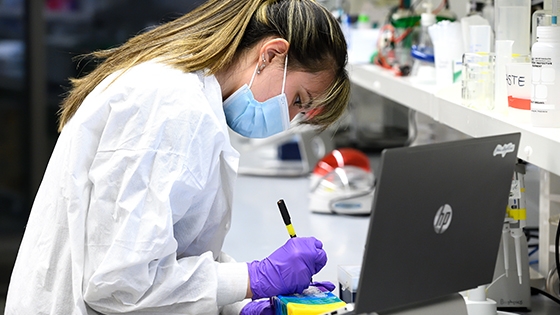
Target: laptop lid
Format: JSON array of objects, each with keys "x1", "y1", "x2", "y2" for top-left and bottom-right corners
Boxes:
[{"x1": 354, "y1": 133, "x2": 521, "y2": 314}]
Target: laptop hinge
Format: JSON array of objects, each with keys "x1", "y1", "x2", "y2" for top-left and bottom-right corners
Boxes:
[{"x1": 373, "y1": 293, "x2": 468, "y2": 315}]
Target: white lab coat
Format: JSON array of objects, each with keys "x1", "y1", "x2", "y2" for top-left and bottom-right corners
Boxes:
[{"x1": 5, "y1": 60, "x2": 250, "y2": 314}]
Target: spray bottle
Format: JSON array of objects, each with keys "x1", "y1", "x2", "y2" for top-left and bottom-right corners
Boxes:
[{"x1": 410, "y1": 1, "x2": 436, "y2": 83}]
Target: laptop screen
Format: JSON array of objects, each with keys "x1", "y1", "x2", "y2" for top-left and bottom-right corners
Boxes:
[{"x1": 354, "y1": 133, "x2": 521, "y2": 314}]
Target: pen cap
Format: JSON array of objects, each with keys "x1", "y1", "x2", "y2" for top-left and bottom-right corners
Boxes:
[{"x1": 277, "y1": 199, "x2": 291, "y2": 224}]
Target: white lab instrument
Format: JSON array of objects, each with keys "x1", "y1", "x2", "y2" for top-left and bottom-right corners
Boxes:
[
  {"x1": 464, "y1": 285, "x2": 497, "y2": 315},
  {"x1": 463, "y1": 286, "x2": 524, "y2": 315},
  {"x1": 230, "y1": 122, "x2": 335, "y2": 177},
  {"x1": 308, "y1": 148, "x2": 375, "y2": 215}
]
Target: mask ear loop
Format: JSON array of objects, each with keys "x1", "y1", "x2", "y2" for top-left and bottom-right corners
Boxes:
[
  {"x1": 248, "y1": 62, "x2": 260, "y2": 88},
  {"x1": 281, "y1": 54, "x2": 288, "y2": 94},
  {"x1": 249, "y1": 53, "x2": 288, "y2": 92}
]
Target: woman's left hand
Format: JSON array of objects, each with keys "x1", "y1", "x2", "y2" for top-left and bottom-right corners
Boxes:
[
  {"x1": 240, "y1": 299, "x2": 273, "y2": 315},
  {"x1": 310, "y1": 281, "x2": 336, "y2": 292}
]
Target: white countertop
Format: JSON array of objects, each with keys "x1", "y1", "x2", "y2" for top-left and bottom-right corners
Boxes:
[{"x1": 222, "y1": 174, "x2": 370, "y2": 287}]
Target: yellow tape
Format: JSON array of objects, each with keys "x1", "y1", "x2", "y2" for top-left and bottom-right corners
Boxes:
[
  {"x1": 287, "y1": 301, "x2": 347, "y2": 314},
  {"x1": 507, "y1": 207, "x2": 527, "y2": 221},
  {"x1": 286, "y1": 224, "x2": 296, "y2": 237}
]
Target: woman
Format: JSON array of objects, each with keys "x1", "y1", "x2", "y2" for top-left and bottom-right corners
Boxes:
[{"x1": 5, "y1": 0, "x2": 349, "y2": 314}]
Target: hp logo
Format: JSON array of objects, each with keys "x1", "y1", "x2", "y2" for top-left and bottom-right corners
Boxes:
[{"x1": 434, "y1": 204, "x2": 453, "y2": 234}]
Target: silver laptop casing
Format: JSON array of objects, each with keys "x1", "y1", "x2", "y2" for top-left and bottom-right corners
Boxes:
[{"x1": 354, "y1": 133, "x2": 521, "y2": 314}]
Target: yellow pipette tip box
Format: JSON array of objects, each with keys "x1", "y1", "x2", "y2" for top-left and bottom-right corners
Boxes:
[{"x1": 272, "y1": 286, "x2": 346, "y2": 315}]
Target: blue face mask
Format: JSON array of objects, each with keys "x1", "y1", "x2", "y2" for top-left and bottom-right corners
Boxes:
[{"x1": 223, "y1": 55, "x2": 290, "y2": 138}]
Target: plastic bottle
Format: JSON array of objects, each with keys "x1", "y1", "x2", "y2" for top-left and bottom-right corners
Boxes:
[
  {"x1": 356, "y1": 13, "x2": 371, "y2": 29},
  {"x1": 532, "y1": 0, "x2": 560, "y2": 45},
  {"x1": 482, "y1": 0, "x2": 495, "y2": 29},
  {"x1": 391, "y1": 7, "x2": 416, "y2": 74},
  {"x1": 410, "y1": 3, "x2": 436, "y2": 83},
  {"x1": 531, "y1": 25, "x2": 560, "y2": 127},
  {"x1": 437, "y1": 0, "x2": 458, "y2": 21}
]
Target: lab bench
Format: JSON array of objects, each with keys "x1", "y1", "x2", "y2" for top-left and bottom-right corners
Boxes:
[{"x1": 222, "y1": 174, "x2": 560, "y2": 314}]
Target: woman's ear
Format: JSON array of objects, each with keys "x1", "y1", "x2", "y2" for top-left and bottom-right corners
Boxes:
[{"x1": 261, "y1": 38, "x2": 290, "y2": 65}]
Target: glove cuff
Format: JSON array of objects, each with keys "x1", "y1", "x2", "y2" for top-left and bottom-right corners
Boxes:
[
  {"x1": 240, "y1": 298, "x2": 273, "y2": 315},
  {"x1": 247, "y1": 260, "x2": 265, "y2": 300}
]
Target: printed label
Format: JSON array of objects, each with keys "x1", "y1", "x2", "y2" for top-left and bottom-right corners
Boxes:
[{"x1": 531, "y1": 56, "x2": 559, "y2": 112}]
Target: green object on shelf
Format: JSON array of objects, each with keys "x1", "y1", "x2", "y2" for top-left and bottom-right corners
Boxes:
[
  {"x1": 391, "y1": 15, "x2": 455, "y2": 29},
  {"x1": 391, "y1": 15, "x2": 420, "y2": 29},
  {"x1": 357, "y1": 14, "x2": 369, "y2": 24}
]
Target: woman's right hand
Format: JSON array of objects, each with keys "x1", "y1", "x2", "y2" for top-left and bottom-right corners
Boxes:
[{"x1": 246, "y1": 237, "x2": 327, "y2": 300}]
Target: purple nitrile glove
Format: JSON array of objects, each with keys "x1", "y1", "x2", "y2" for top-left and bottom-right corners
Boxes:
[
  {"x1": 247, "y1": 237, "x2": 328, "y2": 300},
  {"x1": 310, "y1": 281, "x2": 336, "y2": 292},
  {"x1": 240, "y1": 299, "x2": 274, "y2": 315}
]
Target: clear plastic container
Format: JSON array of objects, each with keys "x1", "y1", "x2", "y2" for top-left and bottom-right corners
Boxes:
[
  {"x1": 505, "y1": 59, "x2": 532, "y2": 124},
  {"x1": 494, "y1": 0, "x2": 531, "y2": 55},
  {"x1": 462, "y1": 52, "x2": 496, "y2": 110},
  {"x1": 337, "y1": 265, "x2": 361, "y2": 303}
]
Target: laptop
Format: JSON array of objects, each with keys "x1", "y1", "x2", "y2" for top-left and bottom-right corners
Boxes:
[{"x1": 323, "y1": 133, "x2": 521, "y2": 314}]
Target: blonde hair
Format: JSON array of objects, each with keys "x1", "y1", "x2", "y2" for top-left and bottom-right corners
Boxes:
[{"x1": 58, "y1": 0, "x2": 349, "y2": 132}]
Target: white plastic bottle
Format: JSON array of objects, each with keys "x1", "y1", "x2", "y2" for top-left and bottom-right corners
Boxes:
[
  {"x1": 531, "y1": 0, "x2": 560, "y2": 45},
  {"x1": 531, "y1": 25, "x2": 560, "y2": 127}
]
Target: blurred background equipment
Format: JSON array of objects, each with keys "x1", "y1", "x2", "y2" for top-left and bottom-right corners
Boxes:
[
  {"x1": 230, "y1": 124, "x2": 335, "y2": 177},
  {"x1": 308, "y1": 148, "x2": 375, "y2": 215}
]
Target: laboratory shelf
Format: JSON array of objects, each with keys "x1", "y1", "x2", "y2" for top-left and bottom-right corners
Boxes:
[
  {"x1": 348, "y1": 63, "x2": 560, "y2": 177},
  {"x1": 349, "y1": 64, "x2": 436, "y2": 119},
  {"x1": 349, "y1": 63, "x2": 560, "y2": 277}
]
